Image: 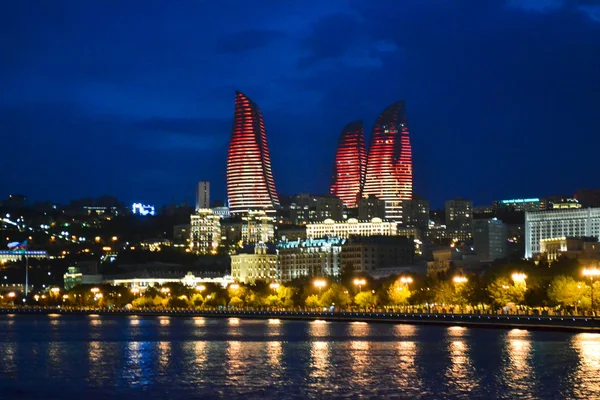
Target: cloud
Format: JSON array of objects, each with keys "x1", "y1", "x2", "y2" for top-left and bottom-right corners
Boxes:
[{"x1": 216, "y1": 29, "x2": 286, "y2": 54}]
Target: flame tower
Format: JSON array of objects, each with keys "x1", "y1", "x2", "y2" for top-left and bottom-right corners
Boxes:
[
  {"x1": 330, "y1": 121, "x2": 367, "y2": 208},
  {"x1": 362, "y1": 101, "x2": 413, "y2": 221},
  {"x1": 227, "y1": 91, "x2": 280, "y2": 214}
]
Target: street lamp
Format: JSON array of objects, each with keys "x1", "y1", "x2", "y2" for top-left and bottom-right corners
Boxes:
[
  {"x1": 512, "y1": 273, "x2": 527, "y2": 284},
  {"x1": 269, "y1": 282, "x2": 280, "y2": 293},
  {"x1": 195, "y1": 285, "x2": 206, "y2": 292},
  {"x1": 353, "y1": 278, "x2": 366, "y2": 292},
  {"x1": 50, "y1": 287, "x2": 60, "y2": 294},
  {"x1": 314, "y1": 279, "x2": 327, "y2": 294},
  {"x1": 229, "y1": 283, "x2": 240, "y2": 290},
  {"x1": 583, "y1": 268, "x2": 600, "y2": 317},
  {"x1": 400, "y1": 277, "x2": 413, "y2": 285},
  {"x1": 131, "y1": 287, "x2": 140, "y2": 295},
  {"x1": 453, "y1": 276, "x2": 468, "y2": 284},
  {"x1": 160, "y1": 287, "x2": 171, "y2": 295},
  {"x1": 90, "y1": 287, "x2": 100, "y2": 294}
]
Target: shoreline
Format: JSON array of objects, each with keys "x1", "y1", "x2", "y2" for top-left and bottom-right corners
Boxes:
[{"x1": 2, "y1": 308, "x2": 599, "y2": 332}]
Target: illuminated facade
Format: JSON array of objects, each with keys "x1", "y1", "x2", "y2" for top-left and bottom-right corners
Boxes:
[
  {"x1": 306, "y1": 217, "x2": 398, "y2": 240},
  {"x1": 242, "y1": 210, "x2": 275, "y2": 243},
  {"x1": 278, "y1": 238, "x2": 346, "y2": 281},
  {"x1": 190, "y1": 209, "x2": 221, "y2": 255},
  {"x1": 525, "y1": 208, "x2": 600, "y2": 258},
  {"x1": 362, "y1": 101, "x2": 413, "y2": 221},
  {"x1": 230, "y1": 243, "x2": 278, "y2": 284},
  {"x1": 330, "y1": 121, "x2": 367, "y2": 208},
  {"x1": 227, "y1": 91, "x2": 280, "y2": 214}
]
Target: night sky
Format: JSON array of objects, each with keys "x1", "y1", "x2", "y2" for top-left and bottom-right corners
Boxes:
[{"x1": 1, "y1": 0, "x2": 599, "y2": 208}]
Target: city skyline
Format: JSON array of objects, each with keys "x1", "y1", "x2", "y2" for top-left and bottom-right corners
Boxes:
[{"x1": 1, "y1": 1, "x2": 600, "y2": 207}]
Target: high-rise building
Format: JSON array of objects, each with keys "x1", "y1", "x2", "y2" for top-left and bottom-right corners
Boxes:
[
  {"x1": 445, "y1": 198, "x2": 473, "y2": 230},
  {"x1": 493, "y1": 198, "x2": 542, "y2": 213},
  {"x1": 330, "y1": 121, "x2": 367, "y2": 208},
  {"x1": 196, "y1": 182, "x2": 210, "y2": 210},
  {"x1": 525, "y1": 208, "x2": 600, "y2": 258},
  {"x1": 473, "y1": 218, "x2": 507, "y2": 262},
  {"x1": 226, "y1": 91, "x2": 280, "y2": 215},
  {"x1": 401, "y1": 197, "x2": 430, "y2": 230},
  {"x1": 358, "y1": 195, "x2": 386, "y2": 220},
  {"x1": 362, "y1": 101, "x2": 413, "y2": 222},
  {"x1": 190, "y1": 209, "x2": 221, "y2": 255}
]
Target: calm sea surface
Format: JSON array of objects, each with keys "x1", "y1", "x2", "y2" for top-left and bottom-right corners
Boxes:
[{"x1": 0, "y1": 315, "x2": 598, "y2": 399}]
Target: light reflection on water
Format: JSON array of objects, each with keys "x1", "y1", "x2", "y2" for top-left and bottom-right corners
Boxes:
[{"x1": 0, "y1": 316, "x2": 600, "y2": 399}]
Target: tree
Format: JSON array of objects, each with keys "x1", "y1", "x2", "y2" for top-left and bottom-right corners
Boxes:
[
  {"x1": 305, "y1": 294, "x2": 321, "y2": 309},
  {"x1": 487, "y1": 277, "x2": 526, "y2": 307},
  {"x1": 320, "y1": 283, "x2": 352, "y2": 308},
  {"x1": 355, "y1": 291, "x2": 377, "y2": 309},
  {"x1": 388, "y1": 278, "x2": 412, "y2": 306},
  {"x1": 548, "y1": 276, "x2": 587, "y2": 314},
  {"x1": 229, "y1": 296, "x2": 243, "y2": 308}
]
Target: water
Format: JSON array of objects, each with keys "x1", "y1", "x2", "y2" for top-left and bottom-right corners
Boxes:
[{"x1": 0, "y1": 315, "x2": 598, "y2": 399}]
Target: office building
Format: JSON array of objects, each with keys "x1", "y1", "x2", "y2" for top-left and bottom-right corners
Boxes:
[
  {"x1": 230, "y1": 243, "x2": 278, "y2": 283},
  {"x1": 226, "y1": 91, "x2": 280, "y2": 214},
  {"x1": 196, "y1": 181, "x2": 210, "y2": 210},
  {"x1": 330, "y1": 121, "x2": 367, "y2": 208},
  {"x1": 494, "y1": 198, "x2": 542, "y2": 213},
  {"x1": 278, "y1": 238, "x2": 345, "y2": 281},
  {"x1": 362, "y1": 101, "x2": 413, "y2": 222},
  {"x1": 401, "y1": 197, "x2": 429, "y2": 230},
  {"x1": 190, "y1": 209, "x2": 221, "y2": 255},
  {"x1": 288, "y1": 194, "x2": 343, "y2": 224},
  {"x1": 306, "y1": 217, "x2": 398, "y2": 239},
  {"x1": 341, "y1": 236, "x2": 415, "y2": 274},
  {"x1": 445, "y1": 198, "x2": 473, "y2": 230},
  {"x1": 524, "y1": 208, "x2": 600, "y2": 258},
  {"x1": 358, "y1": 195, "x2": 386, "y2": 220},
  {"x1": 473, "y1": 218, "x2": 507, "y2": 262}
]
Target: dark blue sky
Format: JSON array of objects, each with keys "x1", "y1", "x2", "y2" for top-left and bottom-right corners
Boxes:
[{"x1": 1, "y1": 0, "x2": 599, "y2": 208}]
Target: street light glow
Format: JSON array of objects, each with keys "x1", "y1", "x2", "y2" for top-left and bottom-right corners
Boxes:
[
  {"x1": 353, "y1": 278, "x2": 366, "y2": 286},
  {"x1": 229, "y1": 283, "x2": 240, "y2": 290},
  {"x1": 195, "y1": 285, "x2": 206, "y2": 292},
  {"x1": 90, "y1": 287, "x2": 100, "y2": 294},
  {"x1": 453, "y1": 276, "x2": 468, "y2": 284},
  {"x1": 512, "y1": 273, "x2": 527, "y2": 282},
  {"x1": 50, "y1": 287, "x2": 60, "y2": 294},
  {"x1": 583, "y1": 268, "x2": 600, "y2": 277},
  {"x1": 400, "y1": 277, "x2": 413, "y2": 284},
  {"x1": 269, "y1": 283, "x2": 280, "y2": 290},
  {"x1": 314, "y1": 279, "x2": 327, "y2": 288}
]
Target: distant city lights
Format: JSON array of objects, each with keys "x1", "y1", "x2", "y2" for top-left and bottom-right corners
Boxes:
[{"x1": 132, "y1": 203, "x2": 155, "y2": 216}]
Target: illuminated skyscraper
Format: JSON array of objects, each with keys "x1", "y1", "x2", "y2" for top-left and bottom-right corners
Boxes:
[
  {"x1": 227, "y1": 91, "x2": 280, "y2": 214},
  {"x1": 330, "y1": 121, "x2": 367, "y2": 208},
  {"x1": 362, "y1": 101, "x2": 413, "y2": 222}
]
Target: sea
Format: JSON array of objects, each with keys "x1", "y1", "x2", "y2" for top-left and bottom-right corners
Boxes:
[{"x1": 0, "y1": 314, "x2": 598, "y2": 399}]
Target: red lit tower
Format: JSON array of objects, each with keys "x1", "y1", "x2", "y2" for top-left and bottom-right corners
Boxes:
[
  {"x1": 227, "y1": 91, "x2": 280, "y2": 214},
  {"x1": 330, "y1": 121, "x2": 367, "y2": 208},
  {"x1": 362, "y1": 101, "x2": 413, "y2": 221}
]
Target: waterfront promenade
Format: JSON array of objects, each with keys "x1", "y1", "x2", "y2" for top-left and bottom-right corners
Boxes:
[{"x1": 1, "y1": 307, "x2": 599, "y2": 332}]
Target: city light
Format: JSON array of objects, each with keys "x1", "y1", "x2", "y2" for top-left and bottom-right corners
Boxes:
[
  {"x1": 131, "y1": 287, "x2": 140, "y2": 295},
  {"x1": 269, "y1": 282, "x2": 280, "y2": 291},
  {"x1": 314, "y1": 279, "x2": 327, "y2": 293},
  {"x1": 583, "y1": 268, "x2": 600, "y2": 277},
  {"x1": 512, "y1": 273, "x2": 527, "y2": 283},
  {"x1": 453, "y1": 276, "x2": 468, "y2": 284},
  {"x1": 90, "y1": 287, "x2": 100, "y2": 294},
  {"x1": 229, "y1": 283, "x2": 240, "y2": 290},
  {"x1": 50, "y1": 287, "x2": 60, "y2": 294},
  {"x1": 7, "y1": 292, "x2": 16, "y2": 298},
  {"x1": 195, "y1": 285, "x2": 206, "y2": 292},
  {"x1": 400, "y1": 277, "x2": 413, "y2": 284},
  {"x1": 160, "y1": 287, "x2": 171, "y2": 294},
  {"x1": 353, "y1": 278, "x2": 366, "y2": 291}
]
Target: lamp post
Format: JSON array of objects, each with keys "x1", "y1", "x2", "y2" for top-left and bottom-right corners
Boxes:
[
  {"x1": 269, "y1": 282, "x2": 280, "y2": 293},
  {"x1": 453, "y1": 276, "x2": 468, "y2": 284},
  {"x1": 314, "y1": 279, "x2": 326, "y2": 294},
  {"x1": 353, "y1": 278, "x2": 366, "y2": 292},
  {"x1": 583, "y1": 268, "x2": 600, "y2": 317}
]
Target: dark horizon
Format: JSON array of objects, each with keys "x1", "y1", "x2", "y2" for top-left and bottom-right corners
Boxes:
[{"x1": 2, "y1": 0, "x2": 600, "y2": 208}]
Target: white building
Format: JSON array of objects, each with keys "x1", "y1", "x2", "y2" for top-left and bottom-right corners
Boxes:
[
  {"x1": 278, "y1": 238, "x2": 345, "y2": 282},
  {"x1": 306, "y1": 217, "x2": 398, "y2": 239},
  {"x1": 242, "y1": 210, "x2": 275, "y2": 243},
  {"x1": 230, "y1": 243, "x2": 278, "y2": 283},
  {"x1": 525, "y1": 208, "x2": 600, "y2": 258},
  {"x1": 190, "y1": 208, "x2": 221, "y2": 255},
  {"x1": 196, "y1": 181, "x2": 210, "y2": 210}
]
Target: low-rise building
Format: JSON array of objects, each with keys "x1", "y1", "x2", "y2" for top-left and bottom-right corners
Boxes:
[
  {"x1": 306, "y1": 217, "x2": 398, "y2": 239},
  {"x1": 230, "y1": 243, "x2": 278, "y2": 283},
  {"x1": 278, "y1": 238, "x2": 345, "y2": 282},
  {"x1": 242, "y1": 210, "x2": 275, "y2": 244},
  {"x1": 341, "y1": 236, "x2": 414, "y2": 275}
]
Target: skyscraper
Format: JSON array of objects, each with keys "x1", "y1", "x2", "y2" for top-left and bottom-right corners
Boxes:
[
  {"x1": 362, "y1": 101, "x2": 413, "y2": 221},
  {"x1": 330, "y1": 121, "x2": 367, "y2": 208},
  {"x1": 227, "y1": 91, "x2": 280, "y2": 214},
  {"x1": 196, "y1": 181, "x2": 210, "y2": 210}
]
